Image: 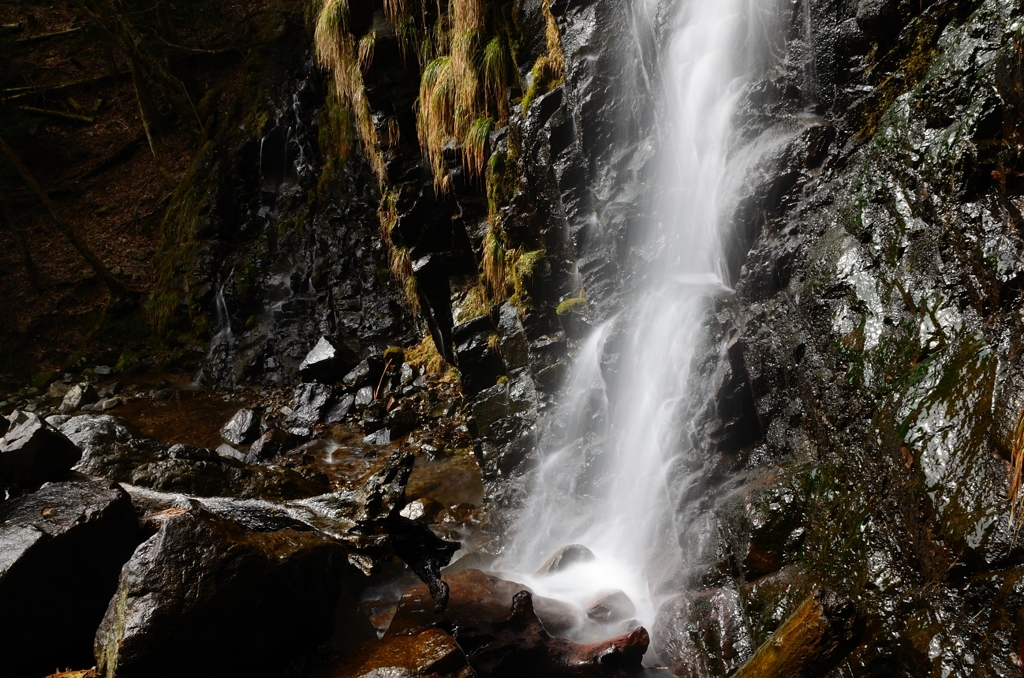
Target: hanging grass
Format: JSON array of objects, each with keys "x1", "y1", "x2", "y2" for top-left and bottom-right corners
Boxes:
[
  {"x1": 314, "y1": 0, "x2": 382, "y2": 180},
  {"x1": 464, "y1": 116, "x2": 493, "y2": 178},
  {"x1": 482, "y1": 36, "x2": 510, "y2": 118},
  {"x1": 482, "y1": 223, "x2": 506, "y2": 299}
]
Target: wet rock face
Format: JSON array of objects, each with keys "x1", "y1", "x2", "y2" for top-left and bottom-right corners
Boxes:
[
  {"x1": 186, "y1": 33, "x2": 413, "y2": 389},
  {"x1": 669, "y1": 0, "x2": 1024, "y2": 673},
  {"x1": 0, "y1": 480, "x2": 140, "y2": 677},
  {"x1": 0, "y1": 413, "x2": 81, "y2": 493},
  {"x1": 95, "y1": 509, "x2": 358, "y2": 678}
]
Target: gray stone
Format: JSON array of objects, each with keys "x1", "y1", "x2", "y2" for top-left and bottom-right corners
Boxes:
[
  {"x1": 48, "y1": 381, "x2": 71, "y2": 399},
  {"x1": 95, "y1": 365, "x2": 113, "y2": 376},
  {"x1": 400, "y1": 497, "x2": 446, "y2": 523},
  {"x1": 97, "y1": 397, "x2": 122, "y2": 411},
  {"x1": 287, "y1": 383, "x2": 333, "y2": 428},
  {"x1": 216, "y1": 443, "x2": 246, "y2": 462},
  {"x1": 60, "y1": 382, "x2": 98, "y2": 413},
  {"x1": 324, "y1": 394, "x2": 355, "y2": 424},
  {"x1": 298, "y1": 336, "x2": 356, "y2": 383},
  {"x1": 0, "y1": 479, "x2": 140, "y2": 677},
  {"x1": 362, "y1": 429, "x2": 391, "y2": 445},
  {"x1": 355, "y1": 386, "x2": 374, "y2": 407},
  {"x1": 0, "y1": 414, "x2": 82, "y2": 489},
  {"x1": 220, "y1": 408, "x2": 261, "y2": 446}
]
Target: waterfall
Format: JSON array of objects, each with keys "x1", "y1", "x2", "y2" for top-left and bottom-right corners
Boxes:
[{"x1": 503, "y1": 0, "x2": 770, "y2": 641}]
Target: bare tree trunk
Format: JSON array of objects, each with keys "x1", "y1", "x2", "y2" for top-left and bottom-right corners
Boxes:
[
  {"x1": 0, "y1": 134, "x2": 129, "y2": 295},
  {"x1": 72, "y1": 0, "x2": 196, "y2": 128},
  {"x1": 130, "y1": 58, "x2": 161, "y2": 158}
]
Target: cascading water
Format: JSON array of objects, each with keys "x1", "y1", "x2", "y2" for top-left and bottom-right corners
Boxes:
[{"x1": 503, "y1": 0, "x2": 772, "y2": 641}]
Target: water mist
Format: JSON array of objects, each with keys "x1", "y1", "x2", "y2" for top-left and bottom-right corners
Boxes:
[{"x1": 502, "y1": 0, "x2": 775, "y2": 643}]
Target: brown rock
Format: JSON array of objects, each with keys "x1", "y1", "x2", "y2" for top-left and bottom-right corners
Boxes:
[
  {"x1": 310, "y1": 628, "x2": 473, "y2": 678},
  {"x1": 387, "y1": 568, "x2": 582, "y2": 638},
  {"x1": 386, "y1": 569, "x2": 646, "y2": 677}
]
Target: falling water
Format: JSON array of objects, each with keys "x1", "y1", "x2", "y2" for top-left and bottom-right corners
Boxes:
[
  {"x1": 209, "y1": 273, "x2": 235, "y2": 352},
  {"x1": 504, "y1": 0, "x2": 771, "y2": 640}
]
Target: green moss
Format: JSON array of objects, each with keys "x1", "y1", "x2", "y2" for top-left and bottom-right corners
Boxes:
[
  {"x1": 384, "y1": 346, "x2": 405, "y2": 363},
  {"x1": 521, "y1": 56, "x2": 557, "y2": 114},
  {"x1": 556, "y1": 296, "x2": 587, "y2": 316},
  {"x1": 509, "y1": 249, "x2": 545, "y2": 309}
]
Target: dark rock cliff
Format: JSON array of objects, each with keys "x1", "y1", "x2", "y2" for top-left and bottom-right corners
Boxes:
[{"x1": 179, "y1": 0, "x2": 1024, "y2": 674}]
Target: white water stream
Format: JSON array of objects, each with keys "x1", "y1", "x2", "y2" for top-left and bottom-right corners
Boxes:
[{"x1": 502, "y1": 0, "x2": 772, "y2": 642}]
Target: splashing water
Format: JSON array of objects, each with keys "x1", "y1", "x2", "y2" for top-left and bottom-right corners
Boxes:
[{"x1": 503, "y1": 0, "x2": 773, "y2": 641}]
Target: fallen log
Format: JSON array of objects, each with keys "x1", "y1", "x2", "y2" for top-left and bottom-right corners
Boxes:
[
  {"x1": 18, "y1": 105, "x2": 94, "y2": 124},
  {"x1": 732, "y1": 587, "x2": 865, "y2": 678},
  {"x1": 15, "y1": 26, "x2": 82, "y2": 43}
]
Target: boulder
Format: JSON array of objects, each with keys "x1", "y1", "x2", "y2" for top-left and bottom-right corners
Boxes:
[
  {"x1": 536, "y1": 544, "x2": 596, "y2": 576},
  {"x1": 287, "y1": 382, "x2": 334, "y2": 428},
  {"x1": 0, "y1": 413, "x2": 82, "y2": 490},
  {"x1": 246, "y1": 428, "x2": 293, "y2": 462},
  {"x1": 324, "y1": 394, "x2": 355, "y2": 424},
  {"x1": 58, "y1": 414, "x2": 327, "y2": 500},
  {"x1": 48, "y1": 381, "x2": 72, "y2": 399},
  {"x1": 95, "y1": 509, "x2": 363, "y2": 678},
  {"x1": 215, "y1": 443, "x2": 246, "y2": 462},
  {"x1": 387, "y1": 568, "x2": 584, "y2": 639},
  {"x1": 0, "y1": 480, "x2": 140, "y2": 677},
  {"x1": 219, "y1": 408, "x2": 261, "y2": 446},
  {"x1": 389, "y1": 570, "x2": 645, "y2": 678},
  {"x1": 586, "y1": 589, "x2": 636, "y2": 624},
  {"x1": 343, "y1": 358, "x2": 384, "y2": 389},
  {"x1": 310, "y1": 628, "x2": 471, "y2": 678},
  {"x1": 60, "y1": 382, "x2": 98, "y2": 413},
  {"x1": 299, "y1": 336, "x2": 357, "y2": 383}
]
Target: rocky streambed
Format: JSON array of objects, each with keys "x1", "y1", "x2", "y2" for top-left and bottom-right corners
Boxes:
[{"x1": 0, "y1": 346, "x2": 661, "y2": 678}]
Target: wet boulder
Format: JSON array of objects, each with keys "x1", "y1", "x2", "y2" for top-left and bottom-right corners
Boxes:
[
  {"x1": 299, "y1": 336, "x2": 358, "y2": 383},
  {"x1": 0, "y1": 413, "x2": 82, "y2": 491},
  {"x1": 287, "y1": 382, "x2": 334, "y2": 428},
  {"x1": 586, "y1": 589, "x2": 636, "y2": 624},
  {"x1": 310, "y1": 628, "x2": 472, "y2": 678},
  {"x1": 60, "y1": 382, "x2": 99, "y2": 413},
  {"x1": 219, "y1": 408, "x2": 260, "y2": 446},
  {"x1": 95, "y1": 509, "x2": 358, "y2": 678},
  {"x1": 343, "y1": 357, "x2": 384, "y2": 389},
  {"x1": 536, "y1": 544, "x2": 596, "y2": 576},
  {"x1": 57, "y1": 414, "x2": 327, "y2": 500},
  {"x1": 395, "y1": 578, "x2": 647, "y2": 678},
  {"x1": 387, "y1": 568, "x2": 584, "y2": 640},
  {"x1": 0, "y1": 480, "x2": 140, "y2": 677},
  {"x1": 246, "y1": 428, "x2": 293, "y2": 462}
]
